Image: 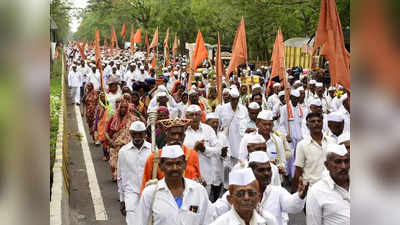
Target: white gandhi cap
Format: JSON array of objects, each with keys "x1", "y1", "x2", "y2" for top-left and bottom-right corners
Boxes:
[
  {"x1": 325, "y1": 143, "x2": 348, "y2": 158},
  {"x1": 129, "y1": 121, "x2": 146, "y2": 131},
  {"x1": 247, "y1": 133, "x2": 266, "y2": 144},
  {"x1": 186, "y1": 104, "x2": 201, "y2": 113},
  {"x1": 248, "y1": 151, "x2": 270, "y2": 163},
  {"x1": 206, "y1": 112, "x2": 218, "y2": 120},
  {"x1": 257, "y1": 110, "x2": 273, "y2": 121},
  {"x1": 291, "y1": 89, "x2": 300, "y2": 97},
  {"x1": 327, "y1": 112, "x2": 344, "y2": 122},
  {"x1": 229, "y1": 88, "x2": 240, "y2": 98},
  {"x1": 309, "y1": 98, "x2": 322, "y2": 107},
  {"x1": 248, "y1": 102, "x2": 260, "y2": 110},
  {"x1": 229, "y1": 168, "x2": 256, "y2": 186},
  {"x1": 338, "y1": 132, "x2": 350, "y2": 144},
  {"x1": 161, "y1": 145, "x2": 184, "y2": 158}
]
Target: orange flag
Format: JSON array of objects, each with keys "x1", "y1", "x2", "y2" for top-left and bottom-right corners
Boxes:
[
  {"x1": 267, "y1": 28, "x2": 285, "y2": 97},
  {"x1": 120, "y1": 23, "x2": 126, "y2": 39},
  {"x1": 103, "y1": 38, "x2": 109, "y2": 56},
  {"x1": 95, "y1": 29, "x2": 104, "y2": 92},
  {"x1": 172, "y1": 32, "x2": 178, "y2": 60},
  {"x1": 130, "y1": 24, "x2": 135, "y2": 53},
  {"x1": 149, "y1": 27, "x2": 159, "y2": 50},
  {"x1": 151, "y1": 51, "x2": 156, "y2": 69},
  {"x1": 77, "y1": 40, "x2": 87, "y2": 60},
  {"x1": 227, "y1": 16, "x2": 247, "y2": 77},
  {"x1": 164, "y1": 28, "x2": 170, "y2": 66},
  {"x1": 134, "y1": 28, "x2": 142, "y2": 43},
  {"x1": 188, "y1": 30, "x2": 208, "y2": 90},
  {"x1": 145, "y1": 31, "x2": 149, "y2": 56},
  {"x1": 312, "y1": 0, "x2": 350, "y2": 90},
  {"x1": 215, "y1": 32, "x2": 226, "y2": 104}
]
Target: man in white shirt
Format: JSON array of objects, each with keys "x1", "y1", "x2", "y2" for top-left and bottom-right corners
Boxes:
[
  {"x1": 68, "y1": 64, "x2": 82, "y2": 105},
  {"x1": 306, "y1": 144, "x2": 350, "y2": 225},
  {"x1": 240, "y1": 102, "x2": 261, "y2": 136},
  {"x1": 123, "y1": 63, "x2": 136, "y2": 90},
  {"x1": 78, "y1": 60, "x2": 90, "y2": 101},
  {"x1": 279, "y1": 89, "x2": 304, "y2": 178},
  {"x1": 248, "y1": 151, "x2": 308, "y2": 225},
  {"x1": 137, "y1": 145, "x2": 212, "y2": 225},
  {"x1": 205, "y1": 113, "x2": 231, "y2": 199},
  {"x1": 255, "y1": 110, "x2": 287, "y2": 173},
  {"x1": 326, "y1": 112, "x2": 345, "y2": 143},
  {"x1": 184, "y1": 105, "x2": 218, "y2": 195},
  {"x1": 135, "y1": 65, "x2": 147, "y2": 82},
  {"x1": 210, "y1": 167, "x2": 277, "y2": 225},
  {"x1": 216, "y1": 87, "x2": 249, "y2": 165},
  {"x1": 337, "y1": 93, "x2": 350, "y2": 133},
  {"x1": 292, "y1": 112, "x2": 335, "y2": 193},
  {"x1": 267, "y1": 83, "x2": 281, "y2": 110},
  {"x1": 88, "y1": 64, "x2": 101, "y2": 90},
  {"x1": 118, "y1": 121, "x2": 152, "y2": 225}
]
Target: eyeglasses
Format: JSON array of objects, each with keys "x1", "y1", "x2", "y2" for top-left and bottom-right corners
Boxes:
[{"x1": 234, "y1": 189, "x2": 258, "y2": 198}]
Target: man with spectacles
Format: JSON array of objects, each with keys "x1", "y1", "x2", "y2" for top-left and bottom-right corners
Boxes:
[{"x1": 210, "y1": 167, "x2": 277, "y2": 225}]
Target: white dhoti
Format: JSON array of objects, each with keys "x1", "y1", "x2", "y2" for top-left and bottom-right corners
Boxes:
[
  {"x1": 71, "y1": 87, "x2": 80, "y2": 104},
  {"x1": 125, "y1": 193, "x2": 140, "y2": 225}
]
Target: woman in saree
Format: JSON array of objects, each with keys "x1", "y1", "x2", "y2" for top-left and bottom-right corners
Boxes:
[
  {"x1": 93, "y1": 92, "x2": 113, "y2": 161},
  {"x1": 84, "y1": 82, "x2": 98, "y2": 144},
  {"x1": 106, "y1": 100, "x2": 140, "y2": 181}
]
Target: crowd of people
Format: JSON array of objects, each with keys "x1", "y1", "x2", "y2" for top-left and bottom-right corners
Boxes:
[{"x1": 65, "y1": 41, "x2": 350, "y2": 225}]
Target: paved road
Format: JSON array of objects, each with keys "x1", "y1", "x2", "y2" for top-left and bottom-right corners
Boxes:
[{"x1": 66, "y1": 83, "x2": 306, "y2": 225}]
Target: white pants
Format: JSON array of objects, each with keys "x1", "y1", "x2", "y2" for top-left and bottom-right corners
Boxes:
[
  {"x1": 71, "y1": 87, "x2": 80, "y2": 104},
  {"x1": 125, "y1": 193, "x2": 140, "y2": 225}
]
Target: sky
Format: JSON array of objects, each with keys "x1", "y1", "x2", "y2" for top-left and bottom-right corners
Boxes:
[{"x1": 69, "y1": 0, "x2": 88, "y2": 33}]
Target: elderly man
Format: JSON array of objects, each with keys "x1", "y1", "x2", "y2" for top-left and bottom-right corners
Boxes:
[
  {"x1": 138, "y1": 145, "x2": 212, "y2": 225},
  {"x1": 326, "y1": 112, "x2": 345, "y2": 143},
  {"x1": 117, "y1": 121, "x2": 152, "y2": 225},
  {"x1": 140, "y1": 118, "x2": 202, "y2": 193},
  {"x1": 216, "y1": 87, "x2": 249, "y2": 165},
  {"x1": 249, "y1": 151, "x2": 308, "y2": 225},
  {"x1": 184, "y1": 105, "x2": 218, "y2": 194},
  {"x1": 279, "y1": 90, "x2": 304, "y2": 178},
  {"x1": 337, "y1": 132, "x2": 350, "y2": 152},
  {"x1": 267, "y1": 83, "x2": 281, "y2": 110},
  {"x1": 240, "y1": 102, "x2": 261, "y2": 136},
  {"x1": 68, "y1": 63, "x2": 82, "y2": 105},
  {"x1": 306, "y1": 144, "x2": 350, "y2": 225},
  {"x1": 292, "y1": 112, "x2": 335, "y2": 193},
  {"x1": 205, "y1": 113, "x2": 231, "y2": 200},
  {"x1": 210, "y1": 167, "x2": 277, "y2": 225}
]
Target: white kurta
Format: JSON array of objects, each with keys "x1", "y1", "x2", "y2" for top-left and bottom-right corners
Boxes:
[
  {"x1": 260, "y1": 185, "x2": 305, "y2": 225},
  {"x1": 210, "y1": 208, "x2": 277, "y2": 225},
  {"x1": 306, "y1": 172, "x2": 350, "y2": 225},
  {"x1": 88, "y1": 70, "x2": 101, "y2": 90},
  {"x1": 216, "y1": 103, "x2": 249, "y2": 159},
  {"x1": 137, "y1": 178, "x2": 212, "y2": 225},
  {"x1": 117, "y1": 141, "x2": 152, "y2": 225},
  {"x1": 183, "y1": 123, "x2": 218, "y2": 186}
]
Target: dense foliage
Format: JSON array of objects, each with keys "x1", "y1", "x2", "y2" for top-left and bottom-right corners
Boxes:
[
  {"x1": 73, "y1": 0, "x2": 349, "y2": 60},
  {"x1": 50, "y1": 0, "x2": 72, "y2": 41}
]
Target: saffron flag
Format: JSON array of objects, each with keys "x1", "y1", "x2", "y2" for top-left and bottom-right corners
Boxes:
[
  {"x1": 188, "y1": 30, "x2": 208, "y2": 90},
  {"x1": 226, "y1": 16, "x2": 248, "y2": 77},
  {"x1": 95, "y1": 29, "x2": 105, "y2": 92},
  {"x1": 77, "y1": 40, "x2": 86, "y2": 60},
  {"x1": 215, "y1": 32, "x2": 226, "y2": 104},
  {"x1": 149, "y1": 27, "x2": 159, "y2": 50},
  {"x1": 172, "y1": 32, "x2": 178, "y2": 60},
  {"x1": 130, "y1": 24, "x2": 135, "y2": 53},
  {"x1": 145, "y1": 31, "x2": 149, "y2": 56},
  {"x1": 164, "y1": 28, "x2": 170, "y2": 66},
  {"x1": 312, "y1": 0, "x2": 350, "y2": 90},
  {"x1": 151, "y1": 52, "x2": 156, "y2": 69},
  {"x1": 267, "y1": 28, "x2": 285, "y2": 97},
  {"x1": 120, "y1": 23, "x2": 126, "y2": 39},
  {"x1": 134, "y1": 28, "x2": 142, "y2": 43}
]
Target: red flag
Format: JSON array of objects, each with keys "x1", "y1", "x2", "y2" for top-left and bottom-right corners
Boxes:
[
  {"x1": 312, "y1": 0, "x2": 350, "y2": 90},
  {"x1": 215, "y1": 32, "x2": 226, "y2": 104},
  {"x1": 227, "y1": 16, "x2": 247, "y2": 77},
  {"x1": 120, "y1": 23, "x2": 126, "y2": 39},
  {"x1": 130, "y1": 24, "x2": 135, "y2": 53},
  {"x1": 134, "y1": 28, "x2": 142, "y2": 43},
  {"x1": 95, "y1": 29, "x2": 105, "y2": 92},
  {"x1": 149, "y1": 27, "x2": 159, "y2": 50},
  {"x1": 172, "y1": 32, "x2": 178, "y2": 60}
]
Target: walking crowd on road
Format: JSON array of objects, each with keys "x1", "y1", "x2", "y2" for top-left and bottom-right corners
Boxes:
[{"x1": 64, "y1": 38, "x2": 350, "y2": 225}]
